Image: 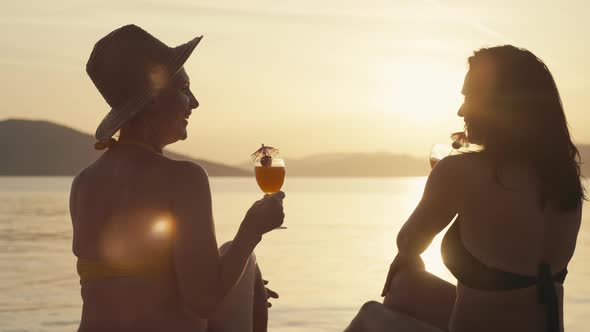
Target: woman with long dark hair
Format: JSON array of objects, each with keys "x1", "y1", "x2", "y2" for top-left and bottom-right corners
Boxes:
[{"x1": 348, "y1": 45, "x2": 584, "y2": 332}]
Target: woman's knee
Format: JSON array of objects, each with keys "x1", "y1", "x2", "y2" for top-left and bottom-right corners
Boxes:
[
  {"x1": 219, "y1": 241, "x2": 257, "y2": 265},
  {"x1": 346, "y1": 301, "x2": 442, "y2": 332},
  {"x1": 360, "y1": 301, "x2": 386, "y2": 316},
  {"x1": 384, "y1": 269, "x2": 435, "y2": 308},
  {"x1": 344, "y1": 301, "x2": 384, "y2": 332},
  {"x1": 208, "y1": 242, "x2": 259, "y2": 328},
  {"x1": 388, "y1": 269, "x2": 423, "y2": 296},
  {"x1": 384, "y1": 269, "x2": 455, "y2": 330},
  {"x1": 219, "y1": 241, "x2": 232, "y2": 253}
]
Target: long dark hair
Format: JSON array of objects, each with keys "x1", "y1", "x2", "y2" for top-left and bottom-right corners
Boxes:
[{"x1": 464, "y1": 45, "x2": 584, "y2": 211}]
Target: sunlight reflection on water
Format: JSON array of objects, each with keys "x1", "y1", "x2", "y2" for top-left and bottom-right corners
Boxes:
[{"x1": 0, "y1": 176, "x2": 588, "y2": 331}]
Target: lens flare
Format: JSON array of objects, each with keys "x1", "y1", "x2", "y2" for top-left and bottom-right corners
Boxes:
[
  {"x1": 152, "y1": 219, "x2": 171, "y2": 236},
  {"x1": 149, "y1": 64, "x2": 170, "y2": 91}
]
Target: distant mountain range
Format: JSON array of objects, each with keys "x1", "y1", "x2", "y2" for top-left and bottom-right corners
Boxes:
[
  {"x1": 240, "y1": 153, "x2": 430, "y2": 177},
  {"x1": 277, "y1": 148, "x2": 590, "y2": 178},
  {"x1": 0, "y1": 119, "x2": 249, "y2": 176},
  {"x1": 1, "y1": 119, "x2": 588, "y2": 177}
]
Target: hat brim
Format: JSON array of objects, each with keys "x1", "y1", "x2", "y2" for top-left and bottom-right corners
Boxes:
[{"x1": 94, "y1": 35, "x2": 203, "y2": 141}]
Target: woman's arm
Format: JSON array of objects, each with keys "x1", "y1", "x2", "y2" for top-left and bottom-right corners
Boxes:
[
  {"x1": 171, "y1": 161, "x2": 283, "y2": 318},
  {"x1": 397, "y1": 156, "x2": 463, "y2": 256},
  {"x1": 396, "y1": 156, "x2": 462, "y2": 256},
  {"x1": 382, "y1": 156, "x2": 462, "y2": 297}
]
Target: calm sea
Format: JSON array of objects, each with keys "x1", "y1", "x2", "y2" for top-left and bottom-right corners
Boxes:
[{"x1": 0, "y1": 176, "x2": 588, "y2": 332}]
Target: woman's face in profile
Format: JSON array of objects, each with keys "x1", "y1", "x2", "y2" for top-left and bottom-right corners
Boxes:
[
  {"x1": 147, "y1": 67, "x2": 198, "y2": 144},
  {"x1": 457, "y1": 65, "x2": 496, "y2": 145}
]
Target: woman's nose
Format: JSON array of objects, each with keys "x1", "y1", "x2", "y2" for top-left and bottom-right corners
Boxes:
[
  {"x1": 457, "y1": 104, "x2": 464, "y2": 117},
  {"x1": 189, "y1": 90, "x2": 199, "y2": 109}
]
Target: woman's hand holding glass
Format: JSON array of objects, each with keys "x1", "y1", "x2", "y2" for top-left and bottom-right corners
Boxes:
[{"x1": 241, "y1": 192, "x2": 286, "y2": 237}]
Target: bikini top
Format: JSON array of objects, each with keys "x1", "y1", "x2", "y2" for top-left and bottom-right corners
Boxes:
[{"x1": 441, "y1": 218, "x2": 567, "y2": 332}]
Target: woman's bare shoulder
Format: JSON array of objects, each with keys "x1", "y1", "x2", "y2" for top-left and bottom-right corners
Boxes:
[
  {"x1": 447, "y1": 152, "x2": 483, "y2": 165},
  {"x1": 169, "y1": 159, "x2": 208, "y2": 177},
  {"x1": 166, "y1": 160, "x2": 213, "y2": 221},
  {"x1": 167, "y1": 159, "x2": 210, "y2": 188},
  {"x1": 70, "y1": 165, "x2": 93, "y2": 193},
  {"x1": 426, "y1": 153, "x2": 489, "y2": 195},
  {"x1": 440, "y1": 152, "x2": 488, "y2": 176},
  {"x1": 430, "y1": 153, "x2": 480, "y2": 178}
]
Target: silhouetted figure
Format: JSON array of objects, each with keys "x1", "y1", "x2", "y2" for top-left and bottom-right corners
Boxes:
[
  {"x1": 70, "y1": 25, "x2": 284, "y2": 332},
  {"x1": 346, "y1": 45, "x2": 584, "y2": 332}
]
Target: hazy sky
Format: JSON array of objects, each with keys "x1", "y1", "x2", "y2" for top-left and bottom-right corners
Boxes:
[{"x1": 1, "y1": 0, "x2": 589, "y2": 164}]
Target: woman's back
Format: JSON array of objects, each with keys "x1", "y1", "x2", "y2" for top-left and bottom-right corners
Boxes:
[
  {"x1": 450, "y1": 153, "x2": 582, "y2": 332},
  {"x1": 71, "y1": 146, "x2": 203, "y2": 332}
]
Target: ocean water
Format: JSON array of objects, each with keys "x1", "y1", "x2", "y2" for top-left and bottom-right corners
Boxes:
[{"x1": 0, "y1": 176, "x2": 588, "y2": 332}]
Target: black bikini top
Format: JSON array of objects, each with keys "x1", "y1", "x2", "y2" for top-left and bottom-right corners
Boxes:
[{"x1": 441, "y1": 218, "x2": 567, "y2": 332}]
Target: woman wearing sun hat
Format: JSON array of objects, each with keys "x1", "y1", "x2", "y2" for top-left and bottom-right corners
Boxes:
[{"x1": 70, "y1": 24, "x2": 284, "y2": 332}]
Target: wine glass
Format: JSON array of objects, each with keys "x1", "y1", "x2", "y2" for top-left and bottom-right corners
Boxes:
[
  {"x1": 254, "y1": 158, "x2": 286, "y2": 195},
  {"x1": 429, "y1": 144, "x2": 454, "y2": 169},
  {"x1": 253, "y1": 157, "x2": 287, "y2": 229}
]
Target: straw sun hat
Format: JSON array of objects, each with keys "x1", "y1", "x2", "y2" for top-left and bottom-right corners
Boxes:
[{"x1": 86, "y1": 24, "x2": 202, "y2": 143}]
